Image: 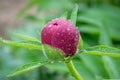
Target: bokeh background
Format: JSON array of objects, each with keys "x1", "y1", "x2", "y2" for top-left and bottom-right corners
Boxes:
[{"x1": 0, "y1": 0, "x2": 120, "y2": 80}]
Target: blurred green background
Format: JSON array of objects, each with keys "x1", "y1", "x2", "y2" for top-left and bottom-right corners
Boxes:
[{"x1": 0, "y1": 0, "x2": 120, "y2": 80}]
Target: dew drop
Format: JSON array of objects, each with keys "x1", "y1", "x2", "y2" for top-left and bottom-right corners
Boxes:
[
  {"x1": 48, "y1": 25, "x2": 52, "y2": 28},
  {"x1": 80, "y1": 49, "x2": 87, "y2": 53},
  {"x1": 51, "y1": 61, "x2": 54, "y2": 63},
  {"x1": 67, "y1": 28, "x2": 70, "y2": 31},
  {"x1": 61, "y1": 40, "x2": 64, "y2": 42},
  {"x1": 63, "y1": 23, "x2": 66, "y2": 25},
  {"x1": 58, "y1": 61, "x2": 62, "y2": 63},
  {"x1": 68, "y1": 48, "x2": 71, "y2": 50},
  {"x1": 57, "y1": 33, "x2": 60, "y2": 35},
  {"x1": 61, "y1": 46, "x2": 64, "y2": 49},
  {"x1": 38, "y1": 63, "x2": 41, "y2": 64},
  {"x1": 69, "y1": 44, "x2": 71, "y2": 46}
]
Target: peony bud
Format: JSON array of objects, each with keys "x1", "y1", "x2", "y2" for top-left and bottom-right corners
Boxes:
[{"x1": 41, "y1": 18, "x2": 80, "y2": 57}]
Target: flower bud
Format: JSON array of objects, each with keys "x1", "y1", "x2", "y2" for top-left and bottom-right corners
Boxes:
[{"x1": 41, "y1": 18, "x2": 80, "y2": 56}]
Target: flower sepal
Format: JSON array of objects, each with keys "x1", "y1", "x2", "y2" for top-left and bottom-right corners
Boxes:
[{"x1": 42, "y1": 44, "x2": 66, "y2": 61}]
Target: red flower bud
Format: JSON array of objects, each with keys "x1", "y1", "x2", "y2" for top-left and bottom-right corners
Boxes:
[{"x1": 41, "y1": 18, "x2": 80, "y2": 56}]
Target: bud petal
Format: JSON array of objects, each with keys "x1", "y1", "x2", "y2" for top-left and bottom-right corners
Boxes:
[{"x1": 41, "y1": 18, "x2": 80, "y2": 57}]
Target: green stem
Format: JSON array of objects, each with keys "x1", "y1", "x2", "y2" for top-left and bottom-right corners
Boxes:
[{"x1": 65, "y1": 60, "x2": 84, "y2": 80}]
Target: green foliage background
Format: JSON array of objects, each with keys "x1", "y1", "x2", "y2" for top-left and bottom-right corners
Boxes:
[{"x1": 0, "y1": 0, "x2": 120, "y2": 80}]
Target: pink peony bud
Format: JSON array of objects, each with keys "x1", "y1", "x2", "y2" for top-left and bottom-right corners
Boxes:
[{"x1": 41, "y1": 18, "x2": 80, "y2": 56}]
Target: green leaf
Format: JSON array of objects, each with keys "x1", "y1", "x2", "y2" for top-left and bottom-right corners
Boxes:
[
  {"x1": 14, "y1": 33, "x2": 40, "y2": 43},
  {"x1": 77, "y1": 54, "x2": 109, "y2": 78},
  {"x1": 99, "y1": 20, "x2": 113, "y2": 46},
  {"x1": 70, "y1": 4, "x2": 78, "y2": 25},
  {"x1": 78, "y1": 36, "x2": 83, "y2": 50},
  {"x1": 70, "y1": 4, "x2": 83, "y2": 50},
  {"x1": 42, "y1": 45, "x2": 65, "y2": 61},
  {"x1": 78, "y1": 14, "x2": 101, "y2": 26},
  {"x1": 78, "y1": 25, "x2": 99, "y2": 34},
  {"x1": 73, "y1": 59, "x2": 96, "y2": 80},
  {"x1": 80, "y1": 45, "x2": 120, "y2": 57},
  {"x1": 77, "y1": 5, "x2": 120, "y2": 41},
  {"x1": 60, "y1": 11, "x2": 68, "y2": 19},
  {"x1": 2, "y1": 40, "x2": 42, "y2": 50},
  {"x1": 102, "y1": 57, "x2": 120, "y2": 78},
  {"x1": 46, "y1": 61, "x2": 67, "y2": 72},
  {"x1": 7, "y1": 61, "x2": 50, "y2": 77}
]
